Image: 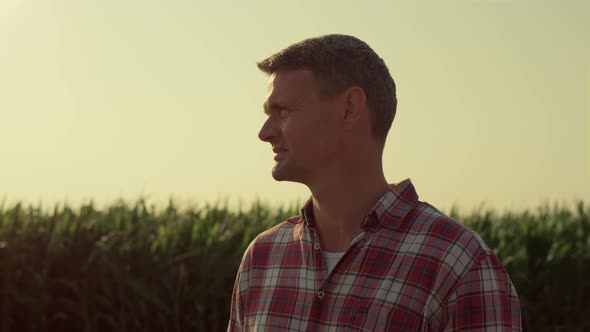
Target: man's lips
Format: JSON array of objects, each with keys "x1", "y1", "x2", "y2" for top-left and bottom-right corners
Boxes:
[{"x1": 272, "y1": 146, "x2": 287, "y2": 153}]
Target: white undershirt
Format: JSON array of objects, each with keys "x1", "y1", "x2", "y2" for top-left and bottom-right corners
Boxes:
[{"x1": 323, "y1": 251, "x2": 345, "y2": 274}]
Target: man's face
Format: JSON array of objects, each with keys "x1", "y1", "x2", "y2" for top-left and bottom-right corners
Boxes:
[{"x1": 258, "y1": 69, "x2": 342, "y2": 184}]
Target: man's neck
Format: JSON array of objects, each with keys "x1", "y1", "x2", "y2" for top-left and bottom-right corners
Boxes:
[{"x1": 309, "y1": 170, "x2": 390, "y2": 252}]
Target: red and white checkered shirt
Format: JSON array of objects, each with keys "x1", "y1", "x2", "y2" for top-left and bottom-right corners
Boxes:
[{"x1": 228, "y1": 179, "x2": 522, "y2": 331}]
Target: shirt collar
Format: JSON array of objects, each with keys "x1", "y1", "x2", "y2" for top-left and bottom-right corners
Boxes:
[{"x1": 295, "y1": 178, "x2": 419, "y2": 230}]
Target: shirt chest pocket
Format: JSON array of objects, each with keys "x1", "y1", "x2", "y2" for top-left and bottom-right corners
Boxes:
[{"x1": 347, "y1": 298, "x2": 424, "y2": 332}]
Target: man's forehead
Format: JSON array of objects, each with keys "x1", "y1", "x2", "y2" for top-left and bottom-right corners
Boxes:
[
  {"x1": 263, "y1": 74, "x2": 312, "y2": 113},
  {"x1": 269, "y1": 69, "x2": 316, "y2": 88},
  {"x1": 266, "y1": 76, "x2": 274, "y2": 93},
  {"x1": 265, "y1": 69, "x2": 317, "y2": 98},
  {"x1": 263, "y1": 88, "x2": 292, "y2": 111}
]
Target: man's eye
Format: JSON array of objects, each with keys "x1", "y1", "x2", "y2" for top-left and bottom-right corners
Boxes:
[{"x1": 279, "y1": 109, "x2": 289, "y2": 117}]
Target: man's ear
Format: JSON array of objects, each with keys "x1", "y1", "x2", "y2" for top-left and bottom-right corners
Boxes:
[{"x1": 343, "y1": 86, "x2": 367, "y2": 129}]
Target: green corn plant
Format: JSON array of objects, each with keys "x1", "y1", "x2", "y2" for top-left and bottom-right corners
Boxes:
[{"x1": 0, "y1": 199, "x2": 588, "y2": 331}]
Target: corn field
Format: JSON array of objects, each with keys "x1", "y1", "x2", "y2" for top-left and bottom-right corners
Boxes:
[{"x1": 0, "y1": 199, "x2": 588, "y2": 331}]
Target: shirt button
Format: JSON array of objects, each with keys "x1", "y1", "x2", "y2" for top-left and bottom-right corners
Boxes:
[
  {"x1": 313, "y1": 243, "x2": 320, "y2": 250},
  {"x1": 317, "y1": 290, "x2": 325, "y2": 300}
]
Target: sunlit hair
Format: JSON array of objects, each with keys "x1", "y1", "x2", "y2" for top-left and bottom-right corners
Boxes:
[{"x1": 257, "y1": 34, "x2": 397, "y2": 145}]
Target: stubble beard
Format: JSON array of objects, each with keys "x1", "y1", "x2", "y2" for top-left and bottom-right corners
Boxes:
[
  {"x1": 271, "y1": 159, "x2": 305, "y2": 183},
  {"x1": 271, "y1": 160, "x2": 290, "y2": 182}
]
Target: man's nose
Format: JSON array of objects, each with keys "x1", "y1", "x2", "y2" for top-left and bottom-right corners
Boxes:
[{"x1": 258, "y1": 117, "x2": 278, "y2": 143}]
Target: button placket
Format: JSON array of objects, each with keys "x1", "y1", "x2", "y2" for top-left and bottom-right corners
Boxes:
[
  {"x1": 317, "y1": 290, "x2": 325, "y2": 300},
  {"x1": 309, "y1": 227, "x2": 321, "y2": 250}
]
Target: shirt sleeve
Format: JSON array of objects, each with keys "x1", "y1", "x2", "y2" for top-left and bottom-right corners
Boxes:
[
  {"x1": 441, "y1": 252, "x2": 522, "y2": 331},
  {"x1": 227, "y1": 266, "x2": 245, "y2": 332},
  {"x1": 228, "y1": 242, "x2": 254, "y2": 332}
]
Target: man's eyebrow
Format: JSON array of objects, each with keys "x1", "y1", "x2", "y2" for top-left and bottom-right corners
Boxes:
[{"x1": 263, "y1": 101, "x2": 288, "y2": 115}]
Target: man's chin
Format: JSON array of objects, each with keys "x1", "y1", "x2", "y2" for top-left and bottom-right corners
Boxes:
[
  {"x1": 271, "y1": 169, "x2": 288, "y2": 181},
  {"x1": 271, "y1": 165, "x2": 297, "y2": 182}
]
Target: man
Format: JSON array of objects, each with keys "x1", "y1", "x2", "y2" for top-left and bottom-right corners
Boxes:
[{"x1": 228, "y1": 34, "x2": 522, "y2": 331}]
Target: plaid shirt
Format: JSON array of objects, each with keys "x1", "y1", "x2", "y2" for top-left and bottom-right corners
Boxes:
[{"x1": 228, "y1": 179, "x2": 522, "y2": 331}]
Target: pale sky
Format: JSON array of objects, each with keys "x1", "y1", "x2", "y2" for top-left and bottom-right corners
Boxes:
[{"x1": 1, "y1": 0, "x2": 588, "y2": 214}]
